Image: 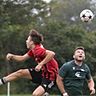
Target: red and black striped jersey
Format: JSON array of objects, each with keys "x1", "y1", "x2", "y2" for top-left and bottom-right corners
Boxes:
[{"x1": 27, "y1": 44, "x2": 58, "y2": 81}]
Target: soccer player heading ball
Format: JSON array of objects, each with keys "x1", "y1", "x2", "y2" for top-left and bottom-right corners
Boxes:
[{"x1": 0, "y1": 29, "x2": 59, "y2": 96}]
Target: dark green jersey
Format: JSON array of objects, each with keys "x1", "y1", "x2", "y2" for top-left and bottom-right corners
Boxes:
[{"x1": 59, "y1": 60, "x2": 92, "y2": 96}]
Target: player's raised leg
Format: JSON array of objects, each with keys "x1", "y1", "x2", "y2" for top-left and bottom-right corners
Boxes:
[{"x1": 0, "y1": 69, "x2": 32, "y2": 85}]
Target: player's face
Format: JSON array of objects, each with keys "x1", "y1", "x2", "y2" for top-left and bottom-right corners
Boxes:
[
  {"x1": 26, "y1": 36, "x2": 33, "y2": 49},
  {"x1": 73, "y1": 49, "x2": 85, "y2": 61}
]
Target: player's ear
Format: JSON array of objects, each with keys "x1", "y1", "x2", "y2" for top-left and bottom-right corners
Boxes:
[
  {"x1": 73, "y1": 55, "x2": 75, "y2": 59},
  {"x1": 83, "y1": 54, "x2": 85, "y2": 60}
]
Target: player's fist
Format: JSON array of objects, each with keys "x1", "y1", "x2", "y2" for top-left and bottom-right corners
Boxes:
[
  {"x1": 35, "y1": 64, "x2": 42, "y2": 72},
  {"x1": 6, "y1": 53, "x2": 14, "y2": 60},
  {"x1": 90, "y1": 88, "x2": 95, "y2": 95}
]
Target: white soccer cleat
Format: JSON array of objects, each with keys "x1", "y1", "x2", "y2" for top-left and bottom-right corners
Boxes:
[{"x1": 0, "y1": 79, "x2": 3, "y2": 85}]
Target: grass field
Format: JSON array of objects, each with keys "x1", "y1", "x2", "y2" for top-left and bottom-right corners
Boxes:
[
  {"x1": 0, "y1": 94, "x2": 94, "y2": 96},
  {"x1": 0, "y1": 94, "x2": 60, "y2": 96},
  {"x1": 0, "y1": 95, "x2": 32, "y2": 96},
  {"x1": 0, "y1": 94, "x2": 92, "y2": 96}
]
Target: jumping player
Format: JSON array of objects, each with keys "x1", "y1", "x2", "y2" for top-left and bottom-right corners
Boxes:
[{"x1": 0, "y1": 29, "x2": 59, "y2": 96}]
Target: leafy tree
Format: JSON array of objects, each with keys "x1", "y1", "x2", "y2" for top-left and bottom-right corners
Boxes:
[{"x1": 0, "y1": 0, "x2": 96, "y2": 94}]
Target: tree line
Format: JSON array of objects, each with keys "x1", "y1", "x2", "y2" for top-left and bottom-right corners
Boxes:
[{"x1": 0, "y1": 0, "x2": 96, "y2": 95}]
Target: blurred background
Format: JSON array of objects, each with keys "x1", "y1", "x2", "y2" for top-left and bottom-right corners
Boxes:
[{"x1": 0, "y1": 0, "x2": 96, "y2": 95}]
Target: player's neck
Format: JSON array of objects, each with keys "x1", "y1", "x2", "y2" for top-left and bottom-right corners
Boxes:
[
  {"x1": 31, "y1": 44, "x2": 35, "y2": 49},
  {"x1": 74, "y1": 60, "x2": 83, "y2": 66}
]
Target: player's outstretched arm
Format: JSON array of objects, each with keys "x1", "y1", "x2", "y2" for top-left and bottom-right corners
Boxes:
[{"x1": 6, "y1": 53, "x2": 30, "y2": 62}]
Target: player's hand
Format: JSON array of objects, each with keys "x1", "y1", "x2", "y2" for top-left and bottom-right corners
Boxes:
[
  {"x1": 90, "y1": 88, "x2": 95, "y2": 95},
  {"x1": 35, "y1": 64, "x2": 42, "y2": 72},
  {"x1": 62, "y1": 92, "x2": 69, "y2": 96},
  {"x1": 6, "y1": 53, "x2": 14, "y2": 61}
]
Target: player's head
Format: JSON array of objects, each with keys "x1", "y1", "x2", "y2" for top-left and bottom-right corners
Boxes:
[
  {"x1": 26, "y1": 29, "x2": 43, "y2": 49},
  {"x1": 29, "y1": 29, "x2": 43, "y2": 44},
  {"x1": 73, "y1": 46, "x2": 85, "y2": 62}
]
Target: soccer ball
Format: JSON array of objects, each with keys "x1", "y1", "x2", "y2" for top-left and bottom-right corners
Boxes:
[{"x1": 80, "y1": 9, "x2": 94, "y2": 22}]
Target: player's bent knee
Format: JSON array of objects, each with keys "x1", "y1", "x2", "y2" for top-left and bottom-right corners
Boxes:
[
  {"x1": 32, "y1": 90, "x2": 44, "y2": 96},
  {"x1": 32, "y1": 92, "x2": 39, "y2": 96}
]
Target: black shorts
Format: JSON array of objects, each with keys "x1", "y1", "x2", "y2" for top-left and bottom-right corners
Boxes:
[
  {"x1": 28, "y1": 68, "x2": 55, "y2": 92},
  {"x1": 28, "y1": 68, "x2": 42, "y2": 84}
]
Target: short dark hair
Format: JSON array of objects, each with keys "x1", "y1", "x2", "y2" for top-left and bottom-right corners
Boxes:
[
  {"x1": 29, "y1": 29, "x2": 43, "y2": 44},
  {"x1": 75, "y1": 46, "x2": 85, "y2": 51}
]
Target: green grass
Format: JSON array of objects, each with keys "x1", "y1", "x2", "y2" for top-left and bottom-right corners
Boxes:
[
  {"x1": 0, "y1": 94, "x2": 32, "y2": 96},
  {"x1": 0, "y1": 94, "x2": 60, "y2": 96},
  {"x1": 0, "y1": 94, "x2": 90, "y2": 96}
]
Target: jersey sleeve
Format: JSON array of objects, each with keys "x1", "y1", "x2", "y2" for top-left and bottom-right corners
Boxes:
[
  {"x1": 85, "y1": 64, "x2": 92, "y2": 80},
  {"x1": 59, "y1": 63, "x2": 69, "y2": 78},
  {"x1": 27, "y1": 50, "x2": 34, "y2": 57},
  {"x1": 35, "y1": 47, "x2": 46, "y2": 57}
]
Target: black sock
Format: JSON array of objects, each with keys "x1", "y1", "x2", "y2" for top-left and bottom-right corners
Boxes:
[{"x1": 1, "y1": 78, "x2": 5, "y2": 84}]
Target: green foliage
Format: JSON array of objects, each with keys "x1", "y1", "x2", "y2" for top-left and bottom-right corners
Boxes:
[{"x1": 0, "y1": 0, "x2": 96, "y2": 95}]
